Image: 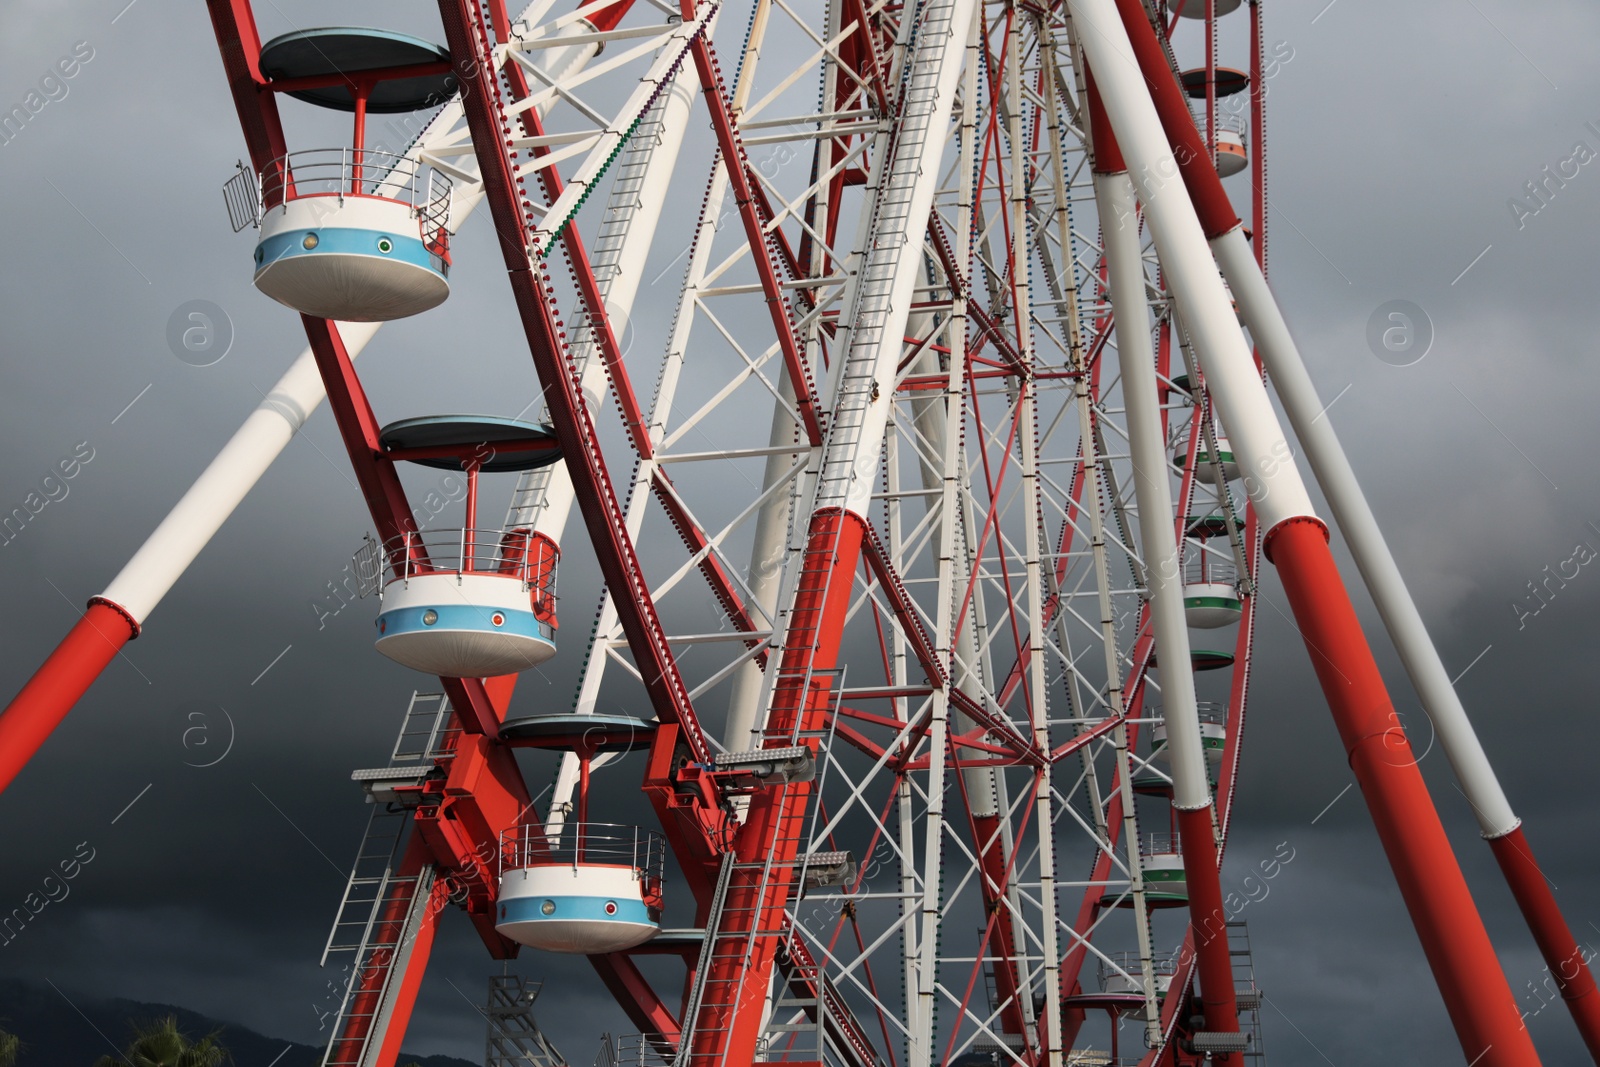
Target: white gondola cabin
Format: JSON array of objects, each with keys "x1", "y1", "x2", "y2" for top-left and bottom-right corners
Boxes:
[
  {"x1": 231, "y1": 28, "x2": 461, "y2": 321},
  {"x1": 370, "y1": 416, "x2": 564, "y2": 678},
  {"x1": 1149, "y1": 702, "x2": 1229, "y2": 772},
  {"x1": 497, "y1": 823, "x2": 666, "y2": 953},
  {"x1": 1174, "y1": 427, "x2": 1240, "y2": 482},
  {"x1": 1183, "y1": 542, "x2": 1243, "y2": 629},
  {"x1": 494, "y1": 714, "x2": 664, "y2": 953},
  {"x1": 1179, "y1": 66, "x2": 1251, "y2": 178}
]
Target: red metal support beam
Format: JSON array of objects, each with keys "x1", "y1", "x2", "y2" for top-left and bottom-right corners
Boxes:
[
  {"x1": 325, "y1": 835, "x2": 441, "y2": 1067},
  {"x1": 1490, "y1": 828, "x2": 1600, "y2": 1061},
  {"x1": 206, "y1": 0, "x2": 292, "y2": 200},
  {"x1": 479, "y1": 13, "x2": 771, "y2": 665},
  {"x1": 590, "y1": 952, "x2": 683, "y2": 1045},
  {"x1": 858, "y1": 520, "x2": 948, "y2": 693},
  {"x1": 0, "y1": 603, "x2": 137, "y2": 795},
  {"x1": 435, "y1": 0, "x2": 715, "y2": 776},
  {"x1": 300, "y1": 316, "x2": 507, "y2": 736},
  {"x1": 685, "y1": 508, "x2": 867, "y2": 1065},
  {"x1": 1115, "y1": 2, "x2": 1588, "y2": 1058},
  {"x1": 685, "y1": 34, "x2": 825, "y2": 445},
  {"x1": 367, "y1": 875, "x2": 453, "y2": 1067},
  {"x1": 264, "y1": 61, "x2": 454, "y2": 97},
  {"x1": 1266, "y1": 520, "x2": 1538, "y2": 1066}
]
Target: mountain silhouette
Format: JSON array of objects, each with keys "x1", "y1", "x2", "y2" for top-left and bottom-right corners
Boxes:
[{"x1": 0, "y1": 980, "x2": 478, "y2": 1066}]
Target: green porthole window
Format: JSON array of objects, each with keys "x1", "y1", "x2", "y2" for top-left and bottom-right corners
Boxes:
[{"x1": 377, "y1": 236, "x2": 394, "y2": 254}]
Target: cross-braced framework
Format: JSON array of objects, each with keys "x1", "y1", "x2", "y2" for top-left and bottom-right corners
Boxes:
[
  {"x1": 421, "y1": 0, "x2": 1270, "y2": 1061},
  {"x1": 7, "y1": 0, "x2": 1600, "y2": 1064}
]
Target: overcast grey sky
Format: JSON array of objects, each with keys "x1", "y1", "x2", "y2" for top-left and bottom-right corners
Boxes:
[{"x1": 2, "y1": 0, "x2": 1599, "y2": 1064}]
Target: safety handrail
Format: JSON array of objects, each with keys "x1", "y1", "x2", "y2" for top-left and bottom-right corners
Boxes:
[
  {"x1": 1099, "y1": 949, "x2": 1182, "y2": 990},
  {"x1": 256, "y1": 148, "x2": 453, "y2": 232},
  {"x1": 1142, "y1": 832, "x2": 1183, "y2": 856},
  {"x1": 1190, "y1": 101, "x2": 1247, "y2": 137},
  {"x1": 373, "y1": 528, "x2": 559, "y2": 613},
  {"x1": 499, "y1": 822, "x2": 666, "y2": 887},
  {"x1": 1183, "y1": 547, "x2": 1238, "y2": 585},
  {"x1": 1148, "y1": 700, "x2": 1228, "y2": 729}
]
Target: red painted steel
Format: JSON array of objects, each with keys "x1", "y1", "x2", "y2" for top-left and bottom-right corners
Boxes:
[
  {"x1": 685, "y1": 508, "x2": 866, "y2": 1065},
  {"x1": 590, "y1": 952, "x2": 683, "y2": 1047},
  {"x1": 1248, "y1": 0, "x2": 1266, "y2": 266},
  {"x1": 1174, "y1": 805, "x2": 1242, "y2": 1066},
  {"x1": 435, "y1": 0, "x2": 713, "y2": 768},
  {"x1": 369, "y1": 876, "x2": 453, "y2": 1067},
  {"x1": 1108, "y1": 0, "x2": 1239, "y2": 239},
  {"x1": 1267, "y1": 518, "x2": 1540, "y2": 1066},
  {"x1": 431, "y1": 29, "x2": 732, "y2": 1010},
  {"x1": 479, "y1": 3, "x2": 769, "y2": 661},
  {"x1": 1490, "y1": 827, "x2": 1600, "y2": 1061},
  {"x1": 685, "y1": 34, "x2": 825, "y2": 445},
  {"x1": 438, "y1": 0, "x2": 713, "y2": 777},
  {"x1": 1118, "y1": 4, "x2": 1593, "y2": 1056},
  {"x1": 0, "y1": 602, "x2": 136, "y2": 795},
  {"x1": 325, "y1": 836, "x2": 439, "y2": 1067},
  {"x1": 206, "y1": 0, "x2": 292, "y2": 202},
  {"x1": 298, "y1": 316, "x2": 507, "y2": 735}
]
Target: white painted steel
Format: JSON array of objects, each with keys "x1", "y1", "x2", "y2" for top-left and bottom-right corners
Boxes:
[
  {"x1": 375, "y1": 573, "x2": 556, "y2": 677},
  {"x1": 1066, "y1": 0, "x2": 1317, "y2": 535},
  {"x1": 1213, "y1": 226, "x2": 1520, "y2": 837},
  {"x1": 815, "y1": 0, "x2": 979, "y2": 520},
  {"x1": 99, "y1": 321, "x2": 380, "y2": 624},
  {"x1": 506, "y1": 60, "x2": 700, "y2": 828},
  {"x1": 1093, "y1": 170, "x2": 1213, "y2": 813},
  {"x1": 96, "y1": 16, "x2": 602, "y2": 628},
  {"x1": 518, "y1": 61, "x2": 698, "y2": 545}
]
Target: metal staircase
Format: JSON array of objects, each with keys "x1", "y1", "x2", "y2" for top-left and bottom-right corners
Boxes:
[
  {"x1": 674, "y1": 806, "x2": 830, "y2": 1067},
  {"x1": 319, "y1": 850, "x2": 437, "y2": 1067},
  {"x1": 772, "y1": 936, "x2": 880, "y2": 1067},
  {"x1": 674, "y1": 677, "x2": 880, "y2": 1067}
]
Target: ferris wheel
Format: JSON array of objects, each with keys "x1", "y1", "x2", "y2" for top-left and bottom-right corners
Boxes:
[{"x1": 2, "y1": 0, "x2": 1598, "y2": 1065}]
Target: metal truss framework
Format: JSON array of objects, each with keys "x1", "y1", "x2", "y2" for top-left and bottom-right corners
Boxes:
[{"x1": 0, "y1": 0, "x2": 1594, "y2": 1065}]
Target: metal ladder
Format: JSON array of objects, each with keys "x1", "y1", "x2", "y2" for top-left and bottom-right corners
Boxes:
[
  {"x1": 772, "y1": 936, "x2": 880, "y2": 1067},
  {"x1": 1227, "y1": 921, "x2": 1269, "y2": 1062},
  {"x1": 320, "y1": 805, "x2": 414, "y2": 971},
  {"x1": 505, "y1": 90, "x2": 673, "y2": 531},
  {"x1": 390, "y1": 690, "x2": 457, "y2": 763},
  {"x1": 485, "y1": 975, "x2": 569, "y2": 1067},
  {"x1": 813, "y1": 0, "x2": 957, "y2": 515},
  {"x1": 676, "y1": 688, "x2": 863, "y2": 1067},
  {"x1": 318, "y1": 823, "x2": 436, "y2": 1067},
  {"x1": 673, "y1": 812, "x2": 822, "y2": 1067},
  {"x1": 317, "y1": 692, "x2": 455, "y2": 1067}
]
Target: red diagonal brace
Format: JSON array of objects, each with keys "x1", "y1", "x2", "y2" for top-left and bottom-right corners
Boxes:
[
  {"x1": 436, "y1": 0, "x2": 712, "y2": 768},
  {"x1": 687, "y1": 35, "x2": 824, "y2": 445}
]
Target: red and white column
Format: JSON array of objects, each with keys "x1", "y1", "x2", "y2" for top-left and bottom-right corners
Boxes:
[{"x1": 1070, "y1": 0, "x2": 1541, "y2": 1060}]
